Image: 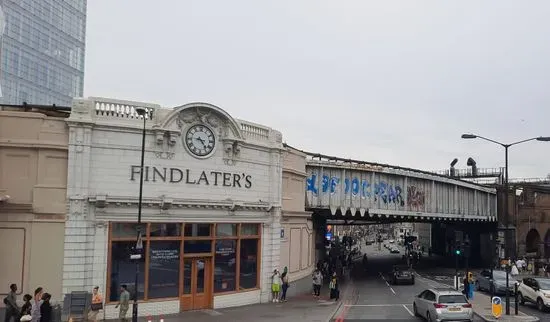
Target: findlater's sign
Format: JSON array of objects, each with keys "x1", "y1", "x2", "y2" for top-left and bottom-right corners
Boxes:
[{"x1": 130, "y1": 166, "x2": 253, "y2": 189}]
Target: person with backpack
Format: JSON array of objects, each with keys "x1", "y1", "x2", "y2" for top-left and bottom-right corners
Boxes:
[{"x1": 3, "y1": 284, "x2": 20, "y2": 322}]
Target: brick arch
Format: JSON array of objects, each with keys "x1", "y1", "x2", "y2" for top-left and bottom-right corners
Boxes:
[{"x1": 526, "y1": 228, "x2": 542, "y2": 254}]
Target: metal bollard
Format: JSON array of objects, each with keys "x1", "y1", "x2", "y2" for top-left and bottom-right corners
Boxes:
[{"x1": 514, "y1": 282, "x2": 519, "y2": 315}]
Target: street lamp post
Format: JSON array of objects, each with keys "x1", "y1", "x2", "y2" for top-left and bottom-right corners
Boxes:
[
  {"x1": 461, "y1": 133, "x2": 550, "y2": 315},
  {"x1": 131, "y1": 107, "x2": 148, "y2": 322}
]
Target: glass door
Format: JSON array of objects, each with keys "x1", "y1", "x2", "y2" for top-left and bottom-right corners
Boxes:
[{"x1": 181, "y1": 257, "x2": 211, "y2": 310}]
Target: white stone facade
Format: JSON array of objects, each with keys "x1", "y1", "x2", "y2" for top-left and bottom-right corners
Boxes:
[{"x1": 62, "y1": 97, "x2": 284, "y2": 316}]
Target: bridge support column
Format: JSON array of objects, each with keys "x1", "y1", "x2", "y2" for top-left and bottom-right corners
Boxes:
[{"x1": 312, "y1": 213, "x2": 327, "y2": 266}]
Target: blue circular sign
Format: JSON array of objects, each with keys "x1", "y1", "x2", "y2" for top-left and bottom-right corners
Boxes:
[{"x1": 492, "y1": 297, "x2": 501, "y2": 305}]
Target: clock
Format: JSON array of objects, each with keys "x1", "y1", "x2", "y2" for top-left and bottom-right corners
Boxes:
[{"x1": 185, "y1": 124, "x2": 216, "y2": 157}]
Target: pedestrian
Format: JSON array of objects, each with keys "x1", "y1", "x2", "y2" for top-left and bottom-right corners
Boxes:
[
  {"x1": 3, "y1": 284, "x2": 20, "y2": 322},
  {"x1": 511, "y1": 263, "x2": 519, "y2": 276},
  {"x1": 280, "y1": 267, "x2": 289, "y2": 302},
  {"x1": 20, "y1": 294, "x2": 33, "y2": 318},
  {"x1": 88, "y1": 286, "x2": 103, "y2": 322},
  {"x1": 271, "y1": 269, "x2": 281, "y2": 303},
  {"x1": 114, "y1": 285, "x2": 130, "y2": 322},
  {"x1": 312, "y1": 268, "x2": 323, "y2": 297},
  {"x1": 329, "y1": 272, "x2": 339, "y2": 301},
  {"x1": 39, "y1": 293, "x2": 52, "y2": 322},
  {"x1": 31, "y1": 288, "x2": 43, "y2": 322}
]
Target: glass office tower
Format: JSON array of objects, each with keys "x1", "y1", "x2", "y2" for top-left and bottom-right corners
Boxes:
[{"x1": 0, "y1": 0, "x2": 86, "y2": 106}]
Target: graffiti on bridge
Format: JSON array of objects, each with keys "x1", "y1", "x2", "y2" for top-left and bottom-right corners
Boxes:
[
  {"x1": 407, "y1": 186, "x2": 425, "y2": 211},
  {"x1": 305, "y1": 174, "x2": 405, "y2": 206}
]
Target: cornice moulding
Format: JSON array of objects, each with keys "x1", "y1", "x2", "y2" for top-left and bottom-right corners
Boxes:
[{"x1": 88, "y1": 195, "x2": 274, "y2": 212}]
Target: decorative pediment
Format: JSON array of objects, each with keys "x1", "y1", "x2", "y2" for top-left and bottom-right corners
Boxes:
[{"x1": 158, "y1": 102, "x2": 244, "y2": 141}]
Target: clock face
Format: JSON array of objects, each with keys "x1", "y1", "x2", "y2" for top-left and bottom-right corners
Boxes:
[{"x1": 185, "y1": 124, "x2": 216, "y2": 157}]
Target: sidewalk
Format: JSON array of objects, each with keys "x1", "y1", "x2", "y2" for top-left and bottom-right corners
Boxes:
[
  {"x1": 103, "y1": 282, "x2": 349, "y2": 322},
  {"x1": 469, "y1": 291, "x2": 539, "y2": 322}
]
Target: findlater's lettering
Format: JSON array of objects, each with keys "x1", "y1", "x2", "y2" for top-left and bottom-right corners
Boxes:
[{"x1": 130, "y1": 165, "x2": 253, "y2": 189}]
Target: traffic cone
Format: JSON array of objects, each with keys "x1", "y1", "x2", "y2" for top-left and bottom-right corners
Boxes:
[{"x1": 159, "y1": 315, "x2": 164, "y2": 322}]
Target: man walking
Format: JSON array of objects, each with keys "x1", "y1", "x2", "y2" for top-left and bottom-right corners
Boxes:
[
  {"x1": 115, "y1": 285, "x2": 130, "y2": 322},
  {"x1": 4, "y1": 284, "x2": 20, "y2": 322}
]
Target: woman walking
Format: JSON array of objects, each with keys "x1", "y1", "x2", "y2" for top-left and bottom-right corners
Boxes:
[{"x1": 312, "y1": 268, "x2": 323, "y2": 297}]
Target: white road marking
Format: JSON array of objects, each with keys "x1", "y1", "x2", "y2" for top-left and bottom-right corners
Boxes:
[
  {"x1": 402, "y1": 304, "x2": 414, "y2": 316},
  {"x1": 379, "y1": 271, "x2": 397, "y2": 295}
]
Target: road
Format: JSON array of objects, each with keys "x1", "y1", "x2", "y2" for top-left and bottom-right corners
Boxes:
[
  {"x1": 416, "y1": 263, "x2": 549, "y2": 321},
  {"x1": 333, "y1": 243, "x2": 483, "y2": 321}
]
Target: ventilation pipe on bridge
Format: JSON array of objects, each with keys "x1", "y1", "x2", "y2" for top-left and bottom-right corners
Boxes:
[
  {"x1": 467, "y1": 157, "x2": 478, "y2": 177},
  {"x1": 450, "y1": 158, "x2": 458, "y2": 177}
]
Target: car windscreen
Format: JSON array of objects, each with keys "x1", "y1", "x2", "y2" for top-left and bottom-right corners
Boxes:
[{"x1": 438, "y1": 295, "x2": 467, "y2": 304}]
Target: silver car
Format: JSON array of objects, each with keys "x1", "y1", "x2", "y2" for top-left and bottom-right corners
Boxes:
[
  {"x1": 413, "y1": 288, "x2": 473, "y2": 322},
  {"x1": 475, "y1": 269, "x2": 515, "y2": 295}
]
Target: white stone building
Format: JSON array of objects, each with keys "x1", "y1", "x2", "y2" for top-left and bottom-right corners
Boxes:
[{"x1": 62, "y1": 97, "x2": 284, "y2": 317}]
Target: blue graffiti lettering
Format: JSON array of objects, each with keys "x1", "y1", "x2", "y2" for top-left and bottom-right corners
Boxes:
[
  {"x1": 306, "y1": 174, "x2": 318, "y2": 194},
  {"x1": 330, "y1": 177, "x2": 339, "y2": 194},
  {"x1": 374, "y1": 181, "x2": 388, "y2": 203},
  {"x1": 361, "y1": 180, "x2": 371, "y2": 198},
  {"x1": 395, "y1": 186, "x2": 404, "y2": 206},
  {"x1": 305, "y1": 174, "x2": 404, "y2": 206},
  {"x1": 352, "y1": 177, "x2": 360, "y2": 196},
  {"x1": 322, "y1": 175, "x2": 330, "y2": 193}
]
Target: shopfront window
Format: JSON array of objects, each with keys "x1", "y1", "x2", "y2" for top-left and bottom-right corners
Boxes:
[
  {"x1": 240, "y1": 224, "x2": 259, "y2": 236},
  {"x1": 109, "y1": 241, "x2": 145, "y2": 301},
  {"x1": 150, "y1": 223, "x2": 181, "y2": 237},
  {"x1": 214, "y1": 240, "x2": 236, "y2": 292},
  {"x1": 239, "y1": 239, "x2": 258, "y2": 289},
  {"x1": 107, "y1": 222, "x2": 261, "y2": 302},
  {"x1": 184, "y1": 240, "x2": 212, "y2": 253},
  {"x1": 184, "y1": 224, "x2": 211, "y2": 237},
  {"x1": 111, "y1": 223, "x2": 147, "y2": 239},
  {"x1": 216, "y1": 223, "x2": 237, "y2": 237},
  {"x1": 148, "y1": 241, "x2": 180, "y2": 299}
]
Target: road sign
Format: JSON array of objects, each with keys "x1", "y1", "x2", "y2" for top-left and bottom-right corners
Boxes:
[
  {"x1": 325, "y1": 232, "x2": 332, "y2": 240},
  {"x1": 492, "y1": 296, "x2": 502, "y2": 319}
]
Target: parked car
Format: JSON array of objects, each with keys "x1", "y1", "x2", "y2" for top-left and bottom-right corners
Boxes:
[
  {"x1": 391, "y1": 265, "x2": 414, "y2": 285},
  {"x1": 413, "y1": 288, "x2": 473, "y2": 322},
  {"x1": 475, "y1": 270, "x2": 515, "y2": 295},
  {"x1": 517, "y1": 277, "x2": 550, "y2": 311},
  {"x1": 390, "y1": 247, "x2": 400, "y2": 254}
]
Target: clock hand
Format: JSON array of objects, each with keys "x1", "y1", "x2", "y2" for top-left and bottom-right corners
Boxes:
[{"x1": 196, "y1": 137, "x2": 206, "y2": 148}]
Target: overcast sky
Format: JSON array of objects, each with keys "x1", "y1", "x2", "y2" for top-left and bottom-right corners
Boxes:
[{"x1": 85, "y1": 1, "x2": 550, "y2": 179}]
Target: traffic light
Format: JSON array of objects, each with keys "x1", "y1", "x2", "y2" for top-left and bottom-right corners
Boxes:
[{"x1": 455, "y1": 248, "x2": 461, "y2": 256}]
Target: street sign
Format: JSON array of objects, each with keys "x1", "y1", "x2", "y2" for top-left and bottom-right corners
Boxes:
[
  {"x1": 492, "y1": 296, "x2": 502, "y2": 319},
  {"x1": 325, "y1": 232, "x2": 332, "y2": 240}
]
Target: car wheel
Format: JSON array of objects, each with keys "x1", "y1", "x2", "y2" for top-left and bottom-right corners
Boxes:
[
  {"x1": 518, "y1": 292, "x2": 525, "y2": 305},
  {"x1": 426, "y1": 311, "x2": 433, "y2": 322},
  {"x1": 413, "y1": 303, "x2": 420, "y2": 317},
  {"x1": 537, "y1": 298, "x2": 545, "y2": 312}
]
